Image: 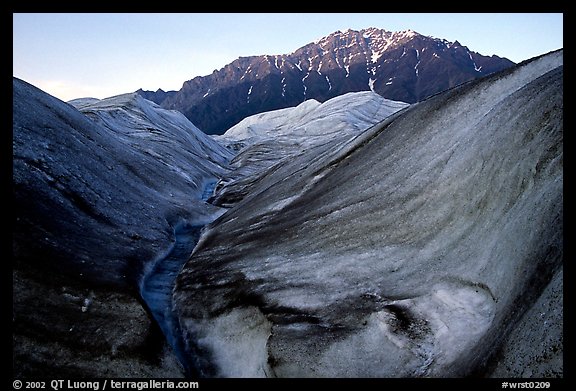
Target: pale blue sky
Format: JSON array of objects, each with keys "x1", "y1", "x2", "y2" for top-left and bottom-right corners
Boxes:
[{"x1": 13, "y1": 13, "x2": 563, "y2": 101}]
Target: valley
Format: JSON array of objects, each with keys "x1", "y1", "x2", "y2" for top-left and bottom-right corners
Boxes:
[{"x1": 12, "y1": 49, "x2": 563, "y2": 378}]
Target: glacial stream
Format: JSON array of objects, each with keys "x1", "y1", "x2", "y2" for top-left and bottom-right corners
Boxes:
[{"x1": 140, "y1": 180, "x2": 218, "y2": 377}]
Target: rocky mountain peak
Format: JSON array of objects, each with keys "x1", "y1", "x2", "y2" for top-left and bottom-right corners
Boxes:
[{"x1": 138, "y1": 27, "x2": 515, "y2": 134}]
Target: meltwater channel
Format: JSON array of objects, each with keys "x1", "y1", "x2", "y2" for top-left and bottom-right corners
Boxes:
[{"x1": 140, "y1": 180, "x2": 218, "y2": 377}]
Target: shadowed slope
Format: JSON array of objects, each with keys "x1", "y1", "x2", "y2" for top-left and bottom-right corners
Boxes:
[
  {"x1": 13, "y1": 80, "x2": 232, "y2": 377},
  {"x1": 173, "y1": 51, "x2": 563, "y2": 377}
]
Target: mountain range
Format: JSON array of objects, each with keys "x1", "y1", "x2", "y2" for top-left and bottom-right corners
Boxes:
[{"x1": 137, "y1": 27, "x2": 515, "y2": 134}]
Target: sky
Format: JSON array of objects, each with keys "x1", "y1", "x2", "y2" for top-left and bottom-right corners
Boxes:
[{"x1": 13, "y1": 13, "x2": 563, "y2": 102}]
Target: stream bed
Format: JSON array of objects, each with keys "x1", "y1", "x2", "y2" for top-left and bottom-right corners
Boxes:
[{"x1": 140, "y1": 181, "x2": 218, "y2": 377}]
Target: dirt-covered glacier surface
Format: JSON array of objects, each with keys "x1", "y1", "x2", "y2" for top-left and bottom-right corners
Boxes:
[
  {"x1": 13, "y1": 80, "x2": 232, "y2": 377},
  {"x1": 173, "y1": 50, "x2": 563, "y2": 377},
  {"x1": 12, "y1": 79, "x2": 408, "y2": 377}
]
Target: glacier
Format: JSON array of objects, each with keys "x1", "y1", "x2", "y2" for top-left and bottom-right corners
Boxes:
[
  {"x1": 12, "y1": 79, "x2": 407, "y2": 377},
  {"x1": 173, "y1": 50, "x2": 563, "y2": 377},
  {"x1": 13, "y1": 82, "x2": 232, "y2": 377},
  {"x1": 12, "y1": 49, "x2": 562, "y2": 378},
  {"x1": 212, "y1": 91, "x2": 409, "y2": 207}
]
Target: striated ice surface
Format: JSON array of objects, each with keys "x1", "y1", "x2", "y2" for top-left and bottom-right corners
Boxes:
[
  {"x1": 173, "y1": 50, "x2": 563, "y2": 377},
  {"x1": 211, "y1": 91, "x2": 409, "y2": 207}
]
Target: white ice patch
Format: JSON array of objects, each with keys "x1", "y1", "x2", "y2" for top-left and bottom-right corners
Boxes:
[
  {"x1": 320, "y1": 279, "x2": 496, "y2": 377},
  {"x1": 368, "y1": 78, "x2": 376, "y2": 92},
  {"x1": 192, "y1": 307, "x2": 272, "y2": 377},
  {"x1": 408, "y1": 281, "x2": 496, "y2": 373},
  {"x1": 402, "y1": 29, "x2": 417, "y2": 38},
  {"x1": 281, "y1": 77, "x2": 286, "y2": 97},
  {"x1": 202, "y1": 89, "x2": 211, "y2": 98},
  {"x1": 302, "y1": 73, "x2": 310, "y2": 97},
  {"x1": 295, "y1": 61, "x2": 302, "y2": 71},
  {"x1": 468, "y1": 52, "x2": 482, "y2": 72},
  {"x1": 247, "y1": 85, "x2": 253, "y2": 103},
  {"x1": 345, "y1": 65, "x2": 350, "y2": 78},
  {"x1": 335, "y1": 56, "x2": 342, "y2": 68},
  {"x1": 240, "y1": 65, "x2": 252, "y2": 81},
  {"x1": 325, "y1": 75, "x2": 332, "y2": 91}
]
